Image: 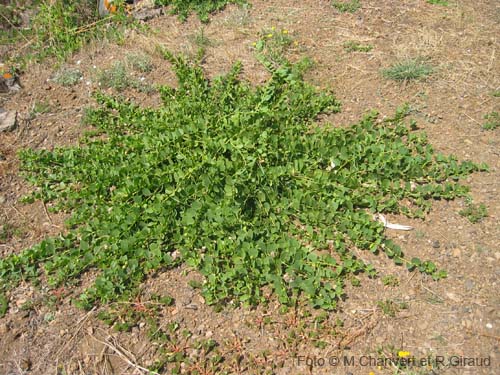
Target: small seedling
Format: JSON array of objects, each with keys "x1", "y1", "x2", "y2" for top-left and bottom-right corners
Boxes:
[
  {"x1": 343, "y1": 40, "x2": 373, "y2": 52},
  {"x1": 377, "y1": 300, "x2": 407, "y2": 317},
  {"x1": 0, "y1": 223, "x2": 14, "y2": 242},
  {"x1": 188, "y1": 280, "x2": 203, "y2": 289},
  {"x1": 29, "y1": 100, "x2": 51, "y2": 119},
  {"x1": 415, "y1": 230, "x2": 425, "y2": 239},
  {"x1": 53, "y1": 67, "x2": 82, "y2": 86},
  {"x1": 377, "y1": 300, "x2": 397, "y2": 317},
  {"x1": 332, "y1": 0, "x2": 361, "y2": 13},
  {"x1": 491, "y1": 90, "x2": 500, "y2": 97},
  {"x1": 482, "y1": 111, "x2": 499, "y2": 130},
  {"x1": 350, "y1": 277, "x2": 361, "y2": 286},
  {"x1": 459, "y1": 199, "x2": 488, "y2": 223},
  {"x1": 191, "y1": 28, "x2": 212, "y2": 49},
  {"x1": 382, "y1": 275, "x2": 399, "y2": 287},
  {"x1": 382, "y1": 58, "x2": 433, "y2": 81}
]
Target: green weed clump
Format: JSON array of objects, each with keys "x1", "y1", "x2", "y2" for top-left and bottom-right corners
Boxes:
[
  {"x1": 53, "y1": 67, "x2": 83, "y2": 86},
  {"x1": 459, "y1": 199, "x2": 488, "y2": 223},
  {"x1": 0, "y1": 2, "x2": 24, "y2": 29},
  {"x1": 254, "y1": 27, "x2": 295, "y2": 67},
  {"x1": 126, "y1": 53, "x2": 154, "y2": 73},
  {"x1": 154, "y1": 0, "x2": 245, "y2": 22},
  {"x1": 97, "y1": 61, "x2": 151, "y2": 92},
  {"x1": 332, "y1": 0, "x2": 361, "y2": 13},
  {"x1": 343, "y1": 40, "x2": 373, "y2": 53},
  {"x1": 3, "y1": 0, "x2": 128, "y2": 64},
  {"x1": 482, "y1": 111, "x2": 499, "y2": 130},
  {"x1": 0, "y1": 54, "x2": 486, "y2": 311},
  {"x1": 382, "y1": 58, "x2": 434, "y2": 81},
  {"x1": 426, "y1": 0, "x2": 449, "y2": 5},
  {"x1": 0, "y1": 293, "x2": 7, "y2": 318}
]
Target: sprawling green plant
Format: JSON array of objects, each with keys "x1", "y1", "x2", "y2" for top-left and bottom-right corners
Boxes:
[{"x1": 0, "y1": 53, "x2": 486, "y2": 310}]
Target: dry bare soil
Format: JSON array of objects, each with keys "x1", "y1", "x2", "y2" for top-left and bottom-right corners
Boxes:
[{"x1": 0, "y1": 1, "x2": 499, "y2": 374}]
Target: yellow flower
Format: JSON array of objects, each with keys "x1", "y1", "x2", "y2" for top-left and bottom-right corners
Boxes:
[
  {"x1": 252, "y1": 42, "x2": 256, "y2": 46},
  {"x1": 369, "y1": 372, "x2": 375, "y2": 375},
  {"x1": 266, "y1": 33, "x2": 273, "y2": 38},
  {"x1": 271, "y1": 26, "x2": 276, "y2": 31},
  {"x1": 293, "y1": 41, "x2": 299, "y2": 46},
  {"x1": 398, "y1": 351, "x2": 411, "y2": 358},
  {"x1": 282, "y1": 29, "x2": 289, "y2": 34}
]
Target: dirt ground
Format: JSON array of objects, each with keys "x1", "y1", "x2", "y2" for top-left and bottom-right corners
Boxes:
[{"x1": 0, "y1": 0, "x2": 499, "y2": 374}]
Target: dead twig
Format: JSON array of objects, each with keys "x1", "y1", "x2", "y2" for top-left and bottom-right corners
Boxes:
[
  {"x1": 90, "y1": 334, "x2": 158, "y2": 375},
  {"x1": 420, "y1": 282, "x2": 444, "y2": 303},
  {"x1": 466, "y1": 329, "x2": 500, "y2": 342},
  {"x1": 56, "y1": 306, "x2": 97, "y2": 358},
  {"x1": 0, "y1": 13, "x2": 30, "y2": 44},
  {"x1": 42, "y1": 201, "x2": 53, "y2": 225}
]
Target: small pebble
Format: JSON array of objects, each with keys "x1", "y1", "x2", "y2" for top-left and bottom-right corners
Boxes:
[
  {"x1": 0, "y1": 323, "x2": 9, "y2": 334},
  {"x1": 432, "y1": 240, "x2": 440, "y2": 249},
  {"x1": 20, "y1": 358, "x2": 31, "y2": 371},
  {"x1": 464, "y1": 279, "x2": 475, "y2": 291},
  {"x1": 486, "y1": 323, "x2": 493, "y2": 329}
]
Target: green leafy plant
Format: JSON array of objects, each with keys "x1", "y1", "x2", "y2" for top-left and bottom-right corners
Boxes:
[
  {"x1": 343, "y1": 40, "x2": 373, "y2": 52},
  {"x1": 407, "y1": 258, "x2": 447, "y2": 280},
  {"x1": 332, "y1": 0, "x2": 361, "y2": 13},
  {"x1": 459, "y1": 198, "x2": 488, "y2": 223},
  {"x1": 154, "y1": 0, "x2": 244, "y2": 23},
  {"x1": 382, "y1": 58, "x2": 433, "y2": 81},
  {"x1": 482, "y1": 111, "x2": 499, "y2": 130},
  {"x1": 491, "y1": 90, "x2": 500, "y2": 97},
  {"x1": 0, "y1": 51, "x2": 486, "y2": 311}
]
